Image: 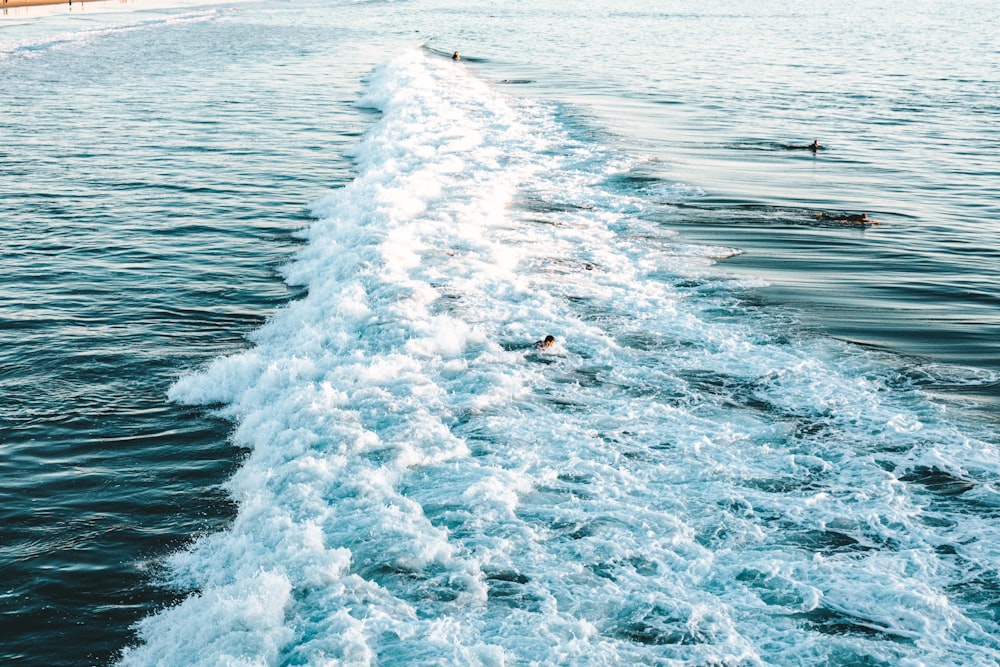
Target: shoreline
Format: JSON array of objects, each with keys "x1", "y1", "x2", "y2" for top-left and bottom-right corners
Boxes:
[
  {"x1": 2, "y1": 0, "x2": 99, "y2": 6},
  {"x1": 0, "y1": 0, "x2": 219, "y2": 18},
  {"x1": 0, "y1": 0, "x2": 122, "y2": 14}
]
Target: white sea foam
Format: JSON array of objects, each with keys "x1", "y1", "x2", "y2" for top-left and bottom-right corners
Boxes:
[
  {"x1": 0, "y1": 10, "x2": 219, "y2": 60},
  {"x1": 648, "y1": 182, "x2": 707, "y2": 202},
  {"x1": 122, "y1": 49, "x2": 1000, "y2": 666}
]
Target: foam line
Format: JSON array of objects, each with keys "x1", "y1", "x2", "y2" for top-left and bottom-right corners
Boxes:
[{"x1": 121, "y1": 49, "x2": 1000, "y2": 666}]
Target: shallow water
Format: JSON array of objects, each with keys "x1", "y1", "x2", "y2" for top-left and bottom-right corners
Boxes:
[{"x1": 2, "y1": 0, "x2": 999, "y2": 665}]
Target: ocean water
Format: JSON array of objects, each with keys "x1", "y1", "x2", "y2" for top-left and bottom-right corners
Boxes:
[{"x1": 2, "y1": 0, "x2": 999, "y2": 665}]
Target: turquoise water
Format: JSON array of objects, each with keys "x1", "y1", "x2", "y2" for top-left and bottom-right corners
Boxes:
[{"x1": 2, "y1": 1, "x2": 998, "y2": 665}]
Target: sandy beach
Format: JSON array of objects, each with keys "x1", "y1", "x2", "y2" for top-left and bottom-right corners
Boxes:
[
  {"x1": 1, "y1": 0, "x2": 138, "y2": 12},
  {"x1": 1, "y1": 0, "x2": 145, "y2": 18},
  {"x1": 3, "y1": 0, "x2": 87, "y2": 6},
  {"x1": 0, "y1": 0, "x2": 220, "y2": 17}
]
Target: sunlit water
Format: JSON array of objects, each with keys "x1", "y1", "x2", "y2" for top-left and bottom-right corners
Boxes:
[{"x1": 2, "y1": 1, "x2": 998, "y2": 665}]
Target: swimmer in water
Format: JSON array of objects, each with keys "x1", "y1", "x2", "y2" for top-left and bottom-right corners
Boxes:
[
  {"x1": 534, "y1": 335, "x2": 556, "y2": 349},
  {"x1": 784, "y1": 139, "x2": 821, "y2": 152},
  {"x1": 816, "y1": 212, "x2": 879, "y2": 225},
  {"x1": 452, "y1": 51, "x2": 460, "y2": 60}
]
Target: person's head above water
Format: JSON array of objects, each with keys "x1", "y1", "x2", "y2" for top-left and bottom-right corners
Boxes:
[
  {"x1": 452, "y1": 51, "x2": 460, "y2": 60},
  {"x1": 535, "y1": 335, "x2": 556, "y2": 349}
]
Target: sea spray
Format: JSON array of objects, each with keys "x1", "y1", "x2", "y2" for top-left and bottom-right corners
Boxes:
[{"x1": 120, "y1": 49, "x2": 1000, "y2": 666}]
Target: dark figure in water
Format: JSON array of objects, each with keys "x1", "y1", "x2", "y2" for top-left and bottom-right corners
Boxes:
[
  {"x1": 784, "y1": 139, "x2": 821, "y2": 152},
  {"x1": 534, "y1": 335, "x2": 556, "y2": 349},
  {"x1": 452, "y1": 51, "x2": 460, "y2": 60},
  {"x1": 816, "y1": 212, "x2": 878, "y2": 225}
]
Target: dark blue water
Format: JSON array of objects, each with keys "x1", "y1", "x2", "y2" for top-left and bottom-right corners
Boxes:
[
  {"x1": 1, "y1": 4, "x2": 375, "y2": 663},
  {"x1": 2, "y1": 0, "x2": 999, "y2": 664}
]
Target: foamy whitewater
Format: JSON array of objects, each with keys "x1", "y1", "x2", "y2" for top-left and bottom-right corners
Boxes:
[{"x1": 109, "y1": 50, "x2": 1000, "y2": 666}]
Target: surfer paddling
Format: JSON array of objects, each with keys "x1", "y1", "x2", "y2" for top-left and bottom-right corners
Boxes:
[
  {"x1": 816, "y1": 212, "x2": 879, "y2": 226},
  {"x1": 784, "y1": 139, "x2": 821, "y2": 152}
]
